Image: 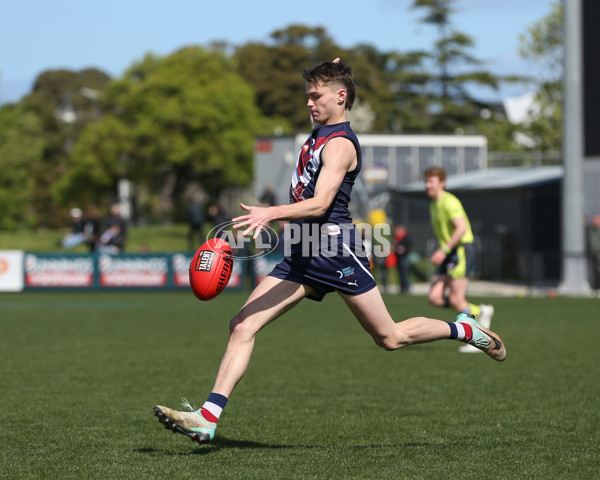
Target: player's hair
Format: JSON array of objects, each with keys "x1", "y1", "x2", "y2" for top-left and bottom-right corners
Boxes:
[
  {"x1": 302, "y1": 61, "x2": 356, "y2": 110},
  {"x1": 424, "y1": 166, "x2": 447, "y2": 182}
]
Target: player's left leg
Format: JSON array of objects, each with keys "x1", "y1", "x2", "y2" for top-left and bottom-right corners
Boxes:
[
  {"x1": 339, "y1": 286, "x2": 505, "y2": 361},
  {"x1": 340, "y1": 287, "x2": 453, "y2": 350},
  {"x1": 446, "y1": 244, "x2": 482, "y2": 318}
]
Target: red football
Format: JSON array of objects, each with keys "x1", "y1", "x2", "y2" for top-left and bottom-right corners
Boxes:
[{"x1": 189, "y1": 238, "x2": 234, "y2": 301}]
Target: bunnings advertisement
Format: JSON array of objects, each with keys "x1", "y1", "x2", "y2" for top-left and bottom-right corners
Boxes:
[
  {"x1": 0, "y1": 251, "x2": 285, "y2": 293},
  {"x1": 4, "y1": 252, "x2": 245, "y2": 291},
  {"x1": 24, "y1": 254, "x2": 95, "y2": 287},
  {"x1": 97, "y1": 255, "x2": 169, "y2": 287}
]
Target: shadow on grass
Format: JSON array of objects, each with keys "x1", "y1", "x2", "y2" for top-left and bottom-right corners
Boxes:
[
  {"x1": 138, "y1": 438, "x2": 431, "y2": 456},
  {"x1": 193, "y1": 436, "x2": 295, "y2": 454},
  {"x1": 136, "y1": 437, "x2": 293, "y2": 456}
]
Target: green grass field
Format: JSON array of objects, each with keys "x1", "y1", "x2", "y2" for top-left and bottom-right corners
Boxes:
[
  {"x1": 0, "y1": 224, "x2": 193, "y2": 253},
  {"x1": 1, "y1": 291, "x2": 598, "y2": 479}
]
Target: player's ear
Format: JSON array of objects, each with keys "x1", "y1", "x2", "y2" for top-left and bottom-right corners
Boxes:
[{"x1": 337, "y1": 88, "x2": 346, "y2": 106}]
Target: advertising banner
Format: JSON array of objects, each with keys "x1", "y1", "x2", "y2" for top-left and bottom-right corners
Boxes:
[
  {"x1": 0, "y1": 250, "x2": 24, "y2": 292},
  {"x1": 24, "y1": 253, "x2": 94, "y2": 288},
  {"x1": 19, "y1": 252, "x2": 245, "y2": 291},
  {"x1": 98, "y1": 254, "x2": 169, "y2": 287}
]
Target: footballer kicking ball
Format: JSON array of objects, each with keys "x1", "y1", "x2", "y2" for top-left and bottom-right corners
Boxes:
[{"x1": 189, "y1": 238, "x2": 234, "y2": 301}]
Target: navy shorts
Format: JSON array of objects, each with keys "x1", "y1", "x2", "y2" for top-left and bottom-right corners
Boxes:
[{"x1": 268, "y1": 225, "x2": 377, "y2": 301}]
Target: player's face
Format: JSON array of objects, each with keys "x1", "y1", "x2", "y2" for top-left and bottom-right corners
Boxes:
[
  {"x1": 424, "y1": 175, "x2": 445, "y2": 199},
  {"x1": 306, "y1": 81, "x2": 342, "y2": 125}
]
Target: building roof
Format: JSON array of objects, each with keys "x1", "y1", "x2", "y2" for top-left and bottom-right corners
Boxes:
[{"x1": 397, "y1": 166, "x2": 563, "y2": 193}]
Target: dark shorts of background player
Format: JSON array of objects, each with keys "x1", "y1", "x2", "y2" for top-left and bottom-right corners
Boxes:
[
  {"x1": 268, "y1": 242, "x2": 377, "y2": 302},
  {"x1": 435, "y1": 242, "x2": 475, "y2": 279}
]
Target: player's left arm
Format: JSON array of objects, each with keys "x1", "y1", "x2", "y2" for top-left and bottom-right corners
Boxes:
[{"x1": 233, "y1": 137, "x2": 356, "y2": 238}]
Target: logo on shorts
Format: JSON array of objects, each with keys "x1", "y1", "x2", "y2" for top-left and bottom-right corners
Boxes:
[
  {"x1": 337, "y1": 266, "x2": 356, "y2": 278},
  {"x1": 337, "y1": 266, "x2": 359, "y2": 286}
]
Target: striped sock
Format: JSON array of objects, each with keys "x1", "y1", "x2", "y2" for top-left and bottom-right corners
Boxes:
[
  {"x1": 447, "y1": 322, "x2": 474, "y2": 343},
  {"x1": 198, "y1": 392, "x2": 228, "y2": 423}
]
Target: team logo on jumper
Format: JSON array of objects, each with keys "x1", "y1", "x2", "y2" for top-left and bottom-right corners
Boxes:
[{"x1": 290, "y1": 138, "x2": 317, "y2": 202}]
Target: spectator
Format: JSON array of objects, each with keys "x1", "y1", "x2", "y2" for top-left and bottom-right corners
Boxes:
[
  {"x1": 59, "y1": 208, "x2": 86, "y2": 249},
  {"x1": 84, "y1": 206, "x2": 102, "y2": 252},
  {"x1": 208, "y1": 203, "x2": 229, "y2": 239},
  {"x1": 587, "y1": 214, "x2": 600, "y2": 294},
  {"x1": 370, "y1": 227, "x2": 389, "y2": 292},
  {"x1": 393, "y1": 224, "x2": 412, "y2": 294},
  {"x1": 99, "y1": 204, "x2": 127, "y2": 254},
  {"x1": 187, "y1": 194, "x2": 205, "y2": 251},
  {"x1": 259, "y1": 186, "x2": 276, "y2": 207}
]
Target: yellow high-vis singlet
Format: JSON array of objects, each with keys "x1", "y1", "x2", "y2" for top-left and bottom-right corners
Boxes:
[{"x1": 429, "y1": 191, "x2": 473, "y2": 247}]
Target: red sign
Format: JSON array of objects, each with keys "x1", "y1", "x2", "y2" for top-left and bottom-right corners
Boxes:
[
  {"x1": 24, "y1": 254, "x2": 94, "y2": 287},
  {"x1": 98, "y1": 255, "x2": 168, "y2": 287}
]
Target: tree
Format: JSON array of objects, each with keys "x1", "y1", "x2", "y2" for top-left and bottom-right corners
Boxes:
[
  {"x1": 234, "y1": 25, "x2": 342, "y2": 131},
  {"x1": 0, "y1": 104, "x2": 45, "y2": 229},
  {"x1": 12, "y1": 68, "x2": 111, "y2": 227},
  {"x1": 517, "y1": 2, "x2": 563, "y2": 152},
  {"x1": 57, "y1": 47, "x2": 261, "y2": 221},
  {"x1": 410, "y1": 0, "x2": 503, "y2": 133},
  {"x1": 235, "y1": 26, "x2": 412, "y2": 134}
]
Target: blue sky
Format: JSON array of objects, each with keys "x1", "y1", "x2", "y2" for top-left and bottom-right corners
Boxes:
[{"x1": 1, "y1": 0, "x2": 557, "y2": 105}]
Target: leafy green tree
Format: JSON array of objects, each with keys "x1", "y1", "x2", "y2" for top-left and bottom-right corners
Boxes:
[
  {"x1": 58, "y1": 47, "x2": 261, "y2": 221},
  {"x1": 373, "y1": 49, "x2": 432, "y2": 133},
  {"x1": 234, "y1": 25, "x2": 342, "y2": 131},
  {"x1": 0, "y1": 104, "x2": 45, "y2": 229},
  {"x1": 19, "y1": 68, "x2": 111, "y2": 227},
  {"x1": 517, "y1": 2, "x2": 563, "y2": 152},
  {"x1": 235, "y1": 25, "x2": 415, "y2": 134},
  {"x1": 410, "y1": 0, "x2": 504, "y2": 133}
]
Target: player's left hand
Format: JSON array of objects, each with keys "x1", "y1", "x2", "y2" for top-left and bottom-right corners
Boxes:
[{"x1": 232, "y1": 203, "x2": 273, "y2": 239}]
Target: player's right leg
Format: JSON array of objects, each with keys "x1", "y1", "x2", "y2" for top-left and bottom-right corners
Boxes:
[
  {"x1": 154, "y1": 277, "x2": 313, "y2": 444},
  {"x1": 428, "y1": 274, "x2": 450, "y2": 307}
]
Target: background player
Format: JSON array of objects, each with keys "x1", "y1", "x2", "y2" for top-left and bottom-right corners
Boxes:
[{"x1": 424, "y1": 166, "x2": 494, "y2": 353}]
